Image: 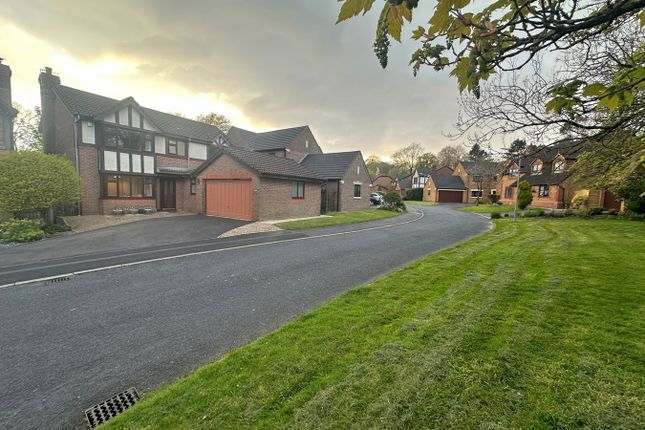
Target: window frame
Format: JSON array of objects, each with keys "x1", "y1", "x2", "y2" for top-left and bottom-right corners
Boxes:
[
  {"x1": 553, "y1": 160, "x2": 566, "y2": 173},
  {"x1": 101, "y1": 174, "x2": 155, "y2": 199},
  {"x1": 505, "y1": 187, "x2": 513, "y2": 199},
  {"x1": 291, "y1": 181, "x2": 305, "y2": 199},
  {"x1": 531, "y1": 163, "x2": 543, "y2": 175},
  {"x1": 471, "y1": 189, "x2": 483, "y2": 198},
  {"x1": 353, "y1": 183, "x2": 362, "y2": 198},
  {"x1": 538, "y1": 184, "x2": 549, "y2": 197}
]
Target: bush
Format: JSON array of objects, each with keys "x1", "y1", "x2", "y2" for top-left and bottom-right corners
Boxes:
[
  {"x1": 614, "y1": 172, "x2": 645, "y2": 214},
  {"x1": 521, "y1": 208, "x2": 545, "y2": 218},
  {"x1": 588, "y1": 207, "x2": 603, "y2": 215},
  {"x1": 517, "y1": 181, "x2": 533, "y2": 209},
  {"x1": 490, "y1": 212, "x2": 501, "y2": 219},
  {"x1": 571, "y1": 194, "x2": 587, "y2": 209},
  {"x1": 0, "y1": 219, "x2": 45, "y2": 243},
  {"x1": 404, "y1": 188, "x2": 424, "y2": 201},
  {"x1": 381, "y1": 192, "x2": 406, "y2": 211},
  {"x1": 0, "y1": 152, "x2": 81, "y2": 217},
  {"x1": 607, "y1": 208, "x2": 619, "y2": 216},
  {"x1": 43, "y1": 220, "x2": 71, "y2": 235},
  {"x1": 488, "y1": 194, "x2": 500, "y2": 204}
]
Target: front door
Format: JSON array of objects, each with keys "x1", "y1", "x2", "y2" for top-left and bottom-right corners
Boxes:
[{"x1": 160, "y1": 178, "x2": 176, "y2": 210}]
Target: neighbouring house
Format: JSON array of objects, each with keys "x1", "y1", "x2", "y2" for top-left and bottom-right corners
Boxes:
[
  {"x1": 423, "y1": 173, "x2": 468, "y2": 203},
  {"x1": 227, "y1": 125, "x2": 323, "y2": 161},
  {"x1": 0, "y1": 59, "x2": 18, "y2": 155},
  {"x1": 39, "y1": 67, "x2": 224, "y2": 215},
  {"x1": 300, "y1": 151, "x2": 371, "y2": 213},
  {"x1": 453, "y1": 160, "x2": 502, "y2": 203},
  {"x1": 187, "y1": 146, "x2": 323, "y2": 221},
  {"x1": 497, "y1": 144, "x2": 621, "y2": 209},
  {"x1": 396, "y1": 173, "x2": 414, "y2": 197},
  {"x1": 372, "y1": 174, "x2": 395, "y2": 194}
]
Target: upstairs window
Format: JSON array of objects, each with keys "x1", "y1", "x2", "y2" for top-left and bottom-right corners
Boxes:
[
  {"x1": 102, "y1": 125, "x2": 153, "y2": 152},
  {"x1": 292, "y1": 181, "x2": 305, "y2": 199},
  {"x1": 167, "y1": 139, "x2": 187, "y2": 157},
  {"x1": 531, "y1": 163, "x2": 543, "y2": 174},
  {"x1": 553, "y1": 160, "x2": 566, "y2": 173},
  {"x1": 509, "y1": 168, "x2": 519, "y2": 176}
]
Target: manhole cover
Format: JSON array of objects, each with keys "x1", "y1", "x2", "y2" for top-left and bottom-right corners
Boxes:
[{"x1": 84, "y1": 387, "x2": 140, "y2": 428}]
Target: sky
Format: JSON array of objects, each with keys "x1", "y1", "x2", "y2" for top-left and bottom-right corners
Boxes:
[{"x1": 1, "y1": 0, "x2": 476, "y2": 159}]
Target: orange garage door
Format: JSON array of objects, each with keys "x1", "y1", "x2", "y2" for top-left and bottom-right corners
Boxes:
[{"x1": 205, "y1": 179, "x2": 253, "y2": 220}]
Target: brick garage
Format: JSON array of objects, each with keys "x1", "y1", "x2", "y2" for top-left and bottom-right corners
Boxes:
[{"x1": 187, "y1": 147, "x2": 323, "y2": 221}]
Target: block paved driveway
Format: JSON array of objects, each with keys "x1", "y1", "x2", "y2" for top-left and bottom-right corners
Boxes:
[{"x1": 0, "y1": 204, "x2": 490, "y2": 429}]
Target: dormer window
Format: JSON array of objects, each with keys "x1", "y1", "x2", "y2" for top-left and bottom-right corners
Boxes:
[
  {"x1": 509, "y1": 168, "x2": 519, "y2": 176},
  {"x1": 531, "y1": 162, "x2": 543, "y2": 175},
  {"x1": 553, "y1": 160, "x2": 565, "y2": 173}
]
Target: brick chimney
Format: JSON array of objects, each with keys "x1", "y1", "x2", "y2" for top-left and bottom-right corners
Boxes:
[
  {"x1": 38, "y1": 66, "x2": 61, "y2": 154},
  {"x1": 0, "y1": 58, "x2": 17, "y2": 152}
]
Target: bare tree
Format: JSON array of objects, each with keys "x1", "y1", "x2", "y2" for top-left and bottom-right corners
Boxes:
[
  {"x1": 437, "y1": 145, "x2": 466, "y2": 168},
  {"x1": 196, "y1": 112, "x2": 232, "y2": 133},
  {"x1": 391, "y1": 142, "x2": 425, "y2": 173}
]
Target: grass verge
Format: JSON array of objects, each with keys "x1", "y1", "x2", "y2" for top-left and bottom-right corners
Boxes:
[
  {"x1": 404, "y1": 200, "x2": 437, "y2": 206},
  {"x1": 103, "y1": 218, "x2": 645, "y2": 430},
  {"x1": 459, "y1": 204, "x2": 515, "y2": 213},
  {"x1": 276, "y1": 210, "x2": 400, "y2": 230}
]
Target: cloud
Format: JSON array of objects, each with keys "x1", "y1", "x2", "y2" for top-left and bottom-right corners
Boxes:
[{"x1": 0, "y1": 0, "x2": 466, "y2": 157}]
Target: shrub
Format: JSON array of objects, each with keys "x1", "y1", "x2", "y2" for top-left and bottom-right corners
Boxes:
[
  {"x1": 0, "y1": 219, "x2": 45, "y2": 243},
  {"x1": 614, "y1": 172, "x2": 645, "y2": 214},
  {"x1": 521, "y1": 208, "x2": 545, "y2": 218},
  {"x1": 43, "y1": 220, "x2": 71, "y2": 235},
  {"x1": 517, "y1": 181, "x2": 533, "y2": 209},
  {"x1": 607, "y1": 208, "x2": 619, "y2": 216},
  {"x1": 588, "y1": 207, "x2": 603, "y2": 215},
  {"x1": 381, "y1": 192, "x2": 406, "y2": 211},
  {"x1": 404, "y1": 188, "x2": 424, "y2": 201},
  {"x1": 489, "y1": 194, "x2": 500, "y2": 204},
  {"x1": 490, "y1": 212, "x2": 501, "y2": 219},
  {"x1": 0, "y1": 152, "x2": 81, "y2": 217},
  {"x1": 571, "y1": 194, "x2": 587, "y2": 209}
]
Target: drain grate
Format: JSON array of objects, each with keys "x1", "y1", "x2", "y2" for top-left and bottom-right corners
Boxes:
[
  {"x1": 46, "y1": 275, "x2": 72, "y2": 284},
  {"x1": 84, "y1": 387, "x2": 140, "y2": 428}
]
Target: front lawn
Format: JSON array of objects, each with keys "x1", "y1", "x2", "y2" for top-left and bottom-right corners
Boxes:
[
  {"x1": 459, "y1": 203, "x2": 515, "y2": 213},
  {"x1": 104, "y1": 218, "x2": 644, "y2": 430},
  {"x1": 404, "y1": 200, "x2": 437, "y2": 206},
  {"x1": 276, "y1": 210, "x2": 400, "y2": 230}
]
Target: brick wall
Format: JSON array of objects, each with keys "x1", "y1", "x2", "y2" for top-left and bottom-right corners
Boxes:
[
  {"x1": 78, "y1": 145, "x2": 101, "y2": 214},
  {"x1": 101, "y1": 199, "x2": 156, "y2": 213},
  {"x1": 47, "y1": 97, "x2": 77, "y2": 167},
  {"x1": 454, "y1": 162, "x2": 497, "y2": 203},
  {"x1": 258, "y1": 179, "x2": 321, "y2": 220},
  {"x1": 497, "y1": 174, "x2": 519, "y2": 206},
  {"x1": 156, "y1": 155, "x2": 204, "y2": 169},
  {"x1": 285, "y1": 127, "x2": 323, "y2": 162},
  {"x1": 338, "y1": 155, "x2": 371, "y2": 211}
]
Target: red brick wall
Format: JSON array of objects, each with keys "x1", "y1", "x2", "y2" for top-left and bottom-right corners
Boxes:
[
  {"x1": 454, "y1": 162, "x2": 497, "y2": 203},
  {"x1": 78, "y1": 145, "x2": 101, "y2": 215},
  {"x1": 156, "y1": 155, "x2": 204, "y2": 169},
  {"x1": 338, "y1": 155, "x2": 371, "y2": 211},
  {"x1": 258, "y1": 179, "x2": 321, "y2": 220}
]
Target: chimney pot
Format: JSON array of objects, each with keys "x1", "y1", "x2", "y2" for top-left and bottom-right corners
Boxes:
[{"x1": 45, "y1": 66, "x2": 52, "y2": 74}]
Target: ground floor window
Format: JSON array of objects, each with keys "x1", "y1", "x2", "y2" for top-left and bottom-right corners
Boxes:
[
  {"x1": 538, "y1": 185, "x2": 549, "y2": 197},
  {"x1": 103, "y1": 174, "x2": 154, "y2": 198},
  {"x1": 490, "y1": 189, "x2": 497, "y2": 195},
  {"x1": 353, "y1": 183, "x2": 362, "y2": 198},
  {"x1": 471, "y1": 189, "x2": 483, "y2": 198},
  {"x1": 292, "y1": 181, "x2": 305, "y2": 199},
  {"x1": 505, "y1": 187, "x2": 513, "y2": 199}
]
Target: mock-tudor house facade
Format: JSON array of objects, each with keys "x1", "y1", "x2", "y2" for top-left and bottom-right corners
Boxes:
[
  {"x1": 497, "y1": 144, "x2": 621, "y2": 209},
  {"x1": 300, "y1": 151, "x2": 371, "y2": 213},
  {"x1": 227, "y1": 125, "x2": 322, "y2": 161},
  {"x1": 0, "y1": 59, "x2": 18, "y2": 155},
  {"x1": 39, "y1": 67, "x2": 224, "y2": 215}
]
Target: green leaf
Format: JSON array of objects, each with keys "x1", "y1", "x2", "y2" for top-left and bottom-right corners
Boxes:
[
  {"x1": 640, "y1": 10, "x2": 645, "y2": 27},
  {"x1": 412, "y1": 26, "x2": 426, "y2": 40},
  {"x1": 453, "y1": 0, "x2": 470, "y2": 8},
  {"x1": 336, "y1": 0, "x2": 377, "y2": 24},
  {"x1": 582, "y1": 83, "x2": 607, "y2": 97}
]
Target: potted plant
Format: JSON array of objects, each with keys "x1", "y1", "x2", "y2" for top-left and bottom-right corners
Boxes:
[
  {"x1": 143, "y1": 207, "x2": 154, "y2": 214},
  {"x1": 112, "y1": 208, "x2": 124, "y2": 216},
  {"x1": 128, "y1": 207, "x2": 139, "y2": 215}
]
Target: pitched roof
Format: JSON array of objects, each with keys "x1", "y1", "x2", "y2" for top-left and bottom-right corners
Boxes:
[
  {"x1": 299, "y1": 151, "x2": 362, "y2": 180},
  {"x1": 227, "y1": 125, "x2": 308, "y2": 151},
  {"x1": 431, "y1": 174, "x2": 467, "y2": 190},
  {"x1": 459, "y1": 160, "x2": 503, "y2": 175},
  {"x1": 416, "y1": 166, "x2": 434, "y2": 176},
  {"x1": 194, "y1": 146, "x2": 323, "y2": 181},
  {"x1": 511, "y1": 171, "x2": 571, "y2": 187},
  {"x1": 397, "y1": 173, "x2": 414, "y2": 190},
  {"x1": 52, "y1": 84, "x2": 225, "y2": 142}
]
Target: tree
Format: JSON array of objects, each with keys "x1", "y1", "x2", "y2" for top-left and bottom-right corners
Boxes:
[
  {"x1": 517, "y1": 180, "x2": 533, "y2": 209},
  {"x1": 12, "y1": 103, "x2": 43, "y2": 151},
  {"x1": 436, "y1": 145, "x2": 466, "y2": 168},
  {"x1": 0, "y1": 152, "x2": 81, "y2": 218},
  {"x1": 468, "y1": 143, "x2": 488, "y2": 161},
  {"x1": 336, "y1": 0, "x2": 645, "y2": 107},
  {"x1": 417, "y1": 152, "x2": 438, "y2": 169},
  {"x1": 391, "y1": 142, "x2": 425, "y2": 173},
  {"x1": 504, "y1": 139, "x2": 527, "y2": 160},
  {"x1": 366, "y1": 154, "x2": 393, "y2": 177},
  {"x1": 196, "y1": 112, "x2": 232, "y2": 133},
  {"x1": 613, "y1": 171, "x2": 645, "y2": 214}
]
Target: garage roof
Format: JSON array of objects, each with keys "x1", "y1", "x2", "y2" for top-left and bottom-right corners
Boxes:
[
  {"x1": 431, "y1": 174, "x2": 467, "y2": 190},
  {"x1": 227, "y1": 126, "x2": 308, "y2": 151},
  {"x1": 195, "y1": 146, "x2": 323, "y2": 182}
]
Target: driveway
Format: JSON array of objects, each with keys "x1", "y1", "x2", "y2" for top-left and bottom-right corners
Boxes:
[
  {"x1": 0, "y1": 215, "x2": 249, "y2": 269},
  {"x1": 0, "y1": 205, "x2": 490, "y2": 429}
]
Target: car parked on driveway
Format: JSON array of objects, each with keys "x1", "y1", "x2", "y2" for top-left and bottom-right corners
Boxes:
[{"x1": 370, "y1": 192, "x2": 383, "y2": 205}]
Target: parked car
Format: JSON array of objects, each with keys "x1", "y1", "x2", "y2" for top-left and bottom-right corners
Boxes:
[{"x1": 370, "y1": 192, "x2": 383, "y2": 205}]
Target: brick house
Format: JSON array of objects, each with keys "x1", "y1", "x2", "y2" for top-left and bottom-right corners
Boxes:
[
  {"x1": 227, "y1": 125, "x2": 322, "y2": 161},
  {"x1": 0, "y1": 59, "x2": 18, "y2": 155},
  {"x1": 423, "y1": 174, "x2": 468, "y2": 203},
  {"x1": 497, "y1": 145, "x2": 621, "y2": 209},
  {"x1": 453, "y1": 160, "x2": 501, "y2": 203},
  {"x1": 372, "y1": 175, "x2": 395, "y2": 193},
  {"x1": 39, "y1": 67, "x2": 225, "y2": 215},
  {"x1": 300, "y1": 151, "x2": 372, "y2": 213}
]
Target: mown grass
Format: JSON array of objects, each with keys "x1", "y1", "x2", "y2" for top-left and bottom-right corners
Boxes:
[
  {"x1": 276, "y1": 210, "x2": 400, "y2": 230},
  {"x1": 404, "y1": 200, "x2": 437, "y2": 206},
  {"x1": 459, "y1": 204, "x2": 515, "y2": 213},
  {"x1": 103, "y1": 218, "x2": 645, "y2": 430}
]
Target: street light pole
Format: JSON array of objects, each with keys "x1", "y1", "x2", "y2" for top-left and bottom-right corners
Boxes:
[{"x1": 513, "y1": 153, "x2": 521, "y2": 222}]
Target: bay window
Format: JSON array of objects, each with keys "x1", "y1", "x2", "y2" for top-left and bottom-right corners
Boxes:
[{"x1": 102, "y1": 175, "x2": 154, "y2": 198}]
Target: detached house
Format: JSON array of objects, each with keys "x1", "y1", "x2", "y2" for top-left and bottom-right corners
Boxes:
[
  {"x1": 300, "y1": 151, "x2": 371, "y2": 213},
  {"x1": 0, "y1": 59, "x2": 18, "y2": 154},
  {"x1": 453, "y1": 160, "x2": 501, "y2": 203},
  {"x1": 227, "y1": 125, "x2": 322, "y2": 161}
]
